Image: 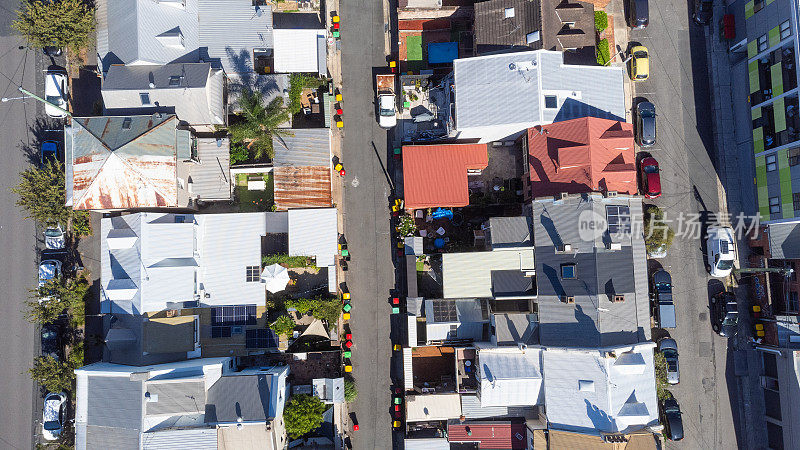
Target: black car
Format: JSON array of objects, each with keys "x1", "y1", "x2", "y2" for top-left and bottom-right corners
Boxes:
[
  {"x1": 652, "y1": 269, "x2": 676, "y2": 329},
  {"x1": 693, "y1": 0, "x2": 713, "y2": 25},
  {"x1": 40, "y1": 323, "x2": 63, "y2": 361},
  {"x1": 627, "y1": 0, "x2": 649, "y2": 29},
  {"x1": 660, "y1": 396, "x2": 684, "y2": 441},
  {"x1": 711, "y1": 291, "x2": 739, "y2": 337},
  {"x1": 635, "y1": 101, "x2": 656, "y2": 147}
]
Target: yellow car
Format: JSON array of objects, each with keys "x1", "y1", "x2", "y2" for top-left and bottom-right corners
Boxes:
[{"x1": 630, "y1": 46, "x2": 650, "y2": 81}]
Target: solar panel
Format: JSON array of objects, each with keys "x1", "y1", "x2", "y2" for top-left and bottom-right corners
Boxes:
[
  {"x1": 211, "y1": 305, "x2": 258, "y2": 325},
  {"x1": 211, "y1": 326, "x2": 231, "y2": 338},
  {"x1": 431, "y1": 299, "x2": 457, "y2": 322},
  {"x1": 606, "y1": 205, "x2": 631, "y2": 234},
  {"x1": 245, "y1": 329, "x2": 278, "y2": 348}
]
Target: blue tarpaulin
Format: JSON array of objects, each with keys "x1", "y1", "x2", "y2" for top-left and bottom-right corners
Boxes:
[{"x1": 427, "y1": 42, "x2": 458, "y2": 64}]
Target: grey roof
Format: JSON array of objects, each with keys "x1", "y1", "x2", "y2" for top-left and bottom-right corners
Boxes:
[
  {"x1": 288, "y1": 208, "x2": 338, "y2": 267},
  {"x1": 452, "y1": 50, "x2": 625, "y2": 140},
  {"x1": 491, "y1": 270, "x2": 534, "y2": 296},
  {"x1": 97, "y1": 0, "x2": 274, "y2": 75},
  {"x1": 104, "y1": 314, "x2": 192, "y2": 366},
  {"x1": 205, "y1": 374, "x2": 274, "y2": 422},
  {"x1": 85, "y1": 375, "x2": 143, "y2": 449},
  {"x1": 313, "y1": 377, "x2": 345, "y2": 404},
  {"x1": 460, "y1": 394, "x2": 537, "y2": 419},
  {"x1": 189, "y1": 137, "x2": 232, "y2": 200},
  {"x1": 441, "y1": 249, "x2": 535, "y2": 298},
  {"x1": 144, "y1": 380, "x2": 206, "y2": 416},
  {"x1": 198, "y1": 0, "x2": 273, "y2": 74},
  {"x1": 533, "y1": 194, "x2": 650, "y2": 347},
  {"x1": 768, "y1": 222, "x2": 800, "y2": 259},
  {"x1": 102, "y1": 63, "x2": 226, "y2": 126},
  {"x1": 487, "y1": 216, "x2": 532, "y2": 249},
  {"x1": 493, "y1": 313, "x2": 538, "y2": 345},
  {"x1": 474, "y1": 0, "x2": 542, "y2": 54},
  {"x1": 273, "y1": 128, "x2": 332, "y2": 167},
  {"x1": 776, "y1": 315, "x2": 800, "y2": 348},
  {"x1": 141, "y1": 428, "x2": 217, "y2": 450}
]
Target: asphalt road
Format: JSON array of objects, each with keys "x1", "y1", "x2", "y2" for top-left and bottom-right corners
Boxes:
[
  {"x1": 627, "y1": 0, "x2": 744, "y2": 448},
  {"x1": 0, "y1": 0, "x2": 41, "y2": 447},
  {"x1": 339, "y1": 0, "x2": 397, "y2": 448}
]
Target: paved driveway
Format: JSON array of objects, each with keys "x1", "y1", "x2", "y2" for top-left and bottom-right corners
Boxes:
[{"x1": 627, "y1": 0, "x2": 746, "y2": 448}]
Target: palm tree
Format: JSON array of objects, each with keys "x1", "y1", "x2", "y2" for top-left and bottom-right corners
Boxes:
[{"x1": 228, "y1": 89, "x2": 292, "y2": 161}]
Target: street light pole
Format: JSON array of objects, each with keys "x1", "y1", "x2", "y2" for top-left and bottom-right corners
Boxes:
[{"x1": 5, "y1": 86, "x2": 71, "y2": 117}]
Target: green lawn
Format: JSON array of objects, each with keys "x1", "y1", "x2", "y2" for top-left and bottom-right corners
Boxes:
[
  {"x1": 235, "y1": 172, "x2": 274, "y2": 212},
  {"x1": 406, "y1": 35, "x2": 423, "y2": 61}
]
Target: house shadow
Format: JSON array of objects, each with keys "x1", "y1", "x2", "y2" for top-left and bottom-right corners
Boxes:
[
  {"x1": 553, "y1": 97, "x2": 624, "y2": 123},
  {"x1": 585, "y1": 399, "x2": 613, "y2": 431}
]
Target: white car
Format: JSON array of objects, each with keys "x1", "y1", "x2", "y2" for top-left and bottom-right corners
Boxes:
[
  {"x1": 38, "y1": 259, "x2": 62, "y2": 287},
  {"x1": 44, "y1": 71, "x2": 68, "y2": 118},
  {"x1": 707, "y1": 226, "x2": 736, "y2": 278},
  {"x1": 378, "y1": 94, "x2": 397, "y2": 129},
  {"x1": 42, "y1": 392, "x2": 67, "y2": 440},
  {"x1": 44, "y1": 225, "x2": 65, "y2": 250}
]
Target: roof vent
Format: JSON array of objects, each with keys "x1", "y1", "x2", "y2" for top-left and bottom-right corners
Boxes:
[
  {"x1": 562, "y1": 295, "x2": 575, "y2": 304},
  {"x1": 558, "y1": 192, "x2": 569, "y2": 200},
  {"x1": 578, "y1": 380, "x2": 595, "y2": 392},
  {"x1": 526, "y1": 31, "x2": 541, "y2": 44},
  {"x1": 607, "y1": 242, "x2": 622, "y2": 251},
  {"x1": 613, "y1": 295, "x2": 625, "y2": 303},
  {"x1": 605, "y1": 191, "x2": 618, "y2": 198},
  {"x1": 557, "y1": 243, "x2": 572, "y2": 253},
  {"x1": 504, "y1": 7, "x2": 515, "y2": 18},
  {"x1": 144, "y1": 392, "x2": 159, "y2": 402}
]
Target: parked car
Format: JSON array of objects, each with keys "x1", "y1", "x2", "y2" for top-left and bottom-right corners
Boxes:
[
  {"x1": 44, "y1": 224, "x2": 65, "y2": 250},
  {"x1": 706, "y1": 226, "x2": 736, "y2": 278},
  {"x1": 639, "y1": 157, "x2": 661, "y2": 198},
  {"x1": 659, "y1": 395, "x2": 684, "y2": 441},
  {"x1": 40, "y1": 323, "x2": 63, "y2": 361},
  {"x1": 627, "y1": 0, "x2": 649, "y2": 29},
  {"x1": 658, "y1": 338, "x2": 680, "y2": 384},
  {"x1": 42, "y1": 392, "x2": 67, "y2": 441},
  {"x1": 630, "y1": 46, "x2": 650, "y2": 81},
  {"x1": 635, "y1": 101, "x2": 656, "y2": 147},
  {"x1": 693, "y1": 0, "x2": 713, "y2": 25},
  {"x1": 44, "y1": 70, "x2": 68, "y2": 118},
  {"x1": 40, "y1": 141, "x2": 58, "y2": 167},
  {"x1": 711, "y1": 291, "x2": 739, "y2": 337},
  {"x1": 652, "y1": 269, "x2": 676, "y2": 329},
  {"x1": 38, "y1": 259, "x2": 62, "y2": 288}
]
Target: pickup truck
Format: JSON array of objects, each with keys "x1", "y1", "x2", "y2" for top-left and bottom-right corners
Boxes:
[
  {"x1": 653, "y1": 269, "x2": 676, "y2": 329},
  {"x1": 376, "y1": 74, "x2": 397, "y2": 129}
]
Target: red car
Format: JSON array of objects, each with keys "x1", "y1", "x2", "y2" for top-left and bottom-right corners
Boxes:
[{"x1": 640, "y1": 157, "x2": 661, "y2": 198}]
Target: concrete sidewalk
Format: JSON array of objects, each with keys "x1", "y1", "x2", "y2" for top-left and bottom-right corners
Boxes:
[{"x1": 704, "y1": 2, "x2": 767, "y2": 448}]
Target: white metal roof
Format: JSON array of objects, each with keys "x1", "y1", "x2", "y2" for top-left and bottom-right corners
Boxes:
[
  {"x1": 441, "y1": 249, "x2": 535, "y2": 298},
  {"x1": 542, "y1": 342, "x2": 658, "y2": 434},
  {"x1": 405, "y1": 393, "x2": 463, "y2": 422},
  {"x1": 288, "y1": 208, "x2": 338, "y2": 267},
  {"x1": 477, "y1": 347, "x2": 543, "y2": 407},
  {"x1": 273, "y1": 28, "x2": 326, "y2": 75}
]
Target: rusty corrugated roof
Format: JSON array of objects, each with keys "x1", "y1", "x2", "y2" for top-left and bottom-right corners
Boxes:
[
  {"x1": 447, "y1": 421, "x2": 527, "y2": 449},
  {"x1": 67, "y1": 115, "x2": 183, "y2": 210},
  {"x1": 402, "y1": 143, "x2": 489, "y2": 210},
  {"x1": 273, "y1": 166, "x2": 332, "y2": 210}
]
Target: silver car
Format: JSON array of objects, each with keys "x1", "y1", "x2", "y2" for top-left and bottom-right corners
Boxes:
[
  {"x1": 659, "y1": 338, "x2": 680, "y2": 385},
  {"x1": 636, "y1": 101, "x2": 656, "y2": 147}
]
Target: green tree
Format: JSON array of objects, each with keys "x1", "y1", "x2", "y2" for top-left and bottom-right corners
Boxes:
[
  {"x1": 13, "y1": 160, "x2": 70, "y2": 225},
  {"x1": 643, "y1": 205, "x2": 675, "y2": 254},
  {"x1": 13, "y1": 0, "x2": 95, "y2": 53},
  {"x1": 270, "y1": 315, "x2": 296, "y2": 337},
  {"x1": 285, "y1": 297, "x2": 341, "y2": 325},
  {"x1": 654, "y1": 352, "x2": 670, "y2": 400},
  {"x1": 26, "y1": 276, "x2": 89, "y2": 327},
  {"x1": 29, "y1": 356, "x2": 74, "y2": 393},
  {"x1": 594, "y1": 11, "x2": 608, "y2": 32},
  {"x1": 344, "y1": 378, "x2": 357, "y2": 403},
  {"x1": 228, "y1": 90, "x2": 292, "y2": 161},
  {"x1": 284, "y1": 394, "x2": 327, "y2": 439}
]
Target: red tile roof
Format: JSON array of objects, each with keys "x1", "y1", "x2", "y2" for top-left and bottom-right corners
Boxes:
[
  {"x1": 403, "y1": 143, "x2": 489, "y2": 210},
  {"x1": 527, "y1": 117, "x2": 636, "y2": 198},
  {"x1": 448, "y1": 422, "x2": 527, "y2": 449}
]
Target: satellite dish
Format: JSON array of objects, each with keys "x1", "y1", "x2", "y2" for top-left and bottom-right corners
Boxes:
[{"x1": 509, "y1": 63, "x2": 516, "y2": 70}]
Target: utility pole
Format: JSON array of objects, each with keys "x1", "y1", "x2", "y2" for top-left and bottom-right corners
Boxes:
[
  {"x1": 12, "y1": 86, "x2": 72, "y2": 117},
  {"x1": 734, "y1": 267, "x2": 794, "y2": 277}
]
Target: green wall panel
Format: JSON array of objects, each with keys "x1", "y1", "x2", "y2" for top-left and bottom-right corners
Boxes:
[
  {"x1": 771, "y1": 62, "x2": 784, "y2": 96},
  {"x1": 769, "y1": 26, "x2": 781, "y2": 47},
  {"x1": 755, "y1": 155, "x2": 770, "y2": 221},
  {"x1": 774, "y1": 97, "x2": 787, "y2": 133},
  {"x1": 750, "y1": 60, "x2": 760, "y2": 94},
  {"x1": 754, "y1": 126, "x2": 764, "y2": 153},
  {"x1": 778, "y1": 150, "x2": 794, "y2": 218},
  {"x1": 745, "y1": 0, "x2": 755, "y2": 19}
]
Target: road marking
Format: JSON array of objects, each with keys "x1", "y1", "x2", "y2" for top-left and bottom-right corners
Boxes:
[{"x1": 351, "y1": 176, "x2": 360, "y2": 188}]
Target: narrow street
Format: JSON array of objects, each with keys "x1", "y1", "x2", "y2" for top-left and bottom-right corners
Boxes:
[
  {"x1": 627, "y1": 0, "x2": 753, "y2": 448},
  {"x1": 0, "y1": 0, "x2": 40, "y2": 446},
  {"x1": 338, "y1": 0, "x2": 397, "y2": 448}
]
